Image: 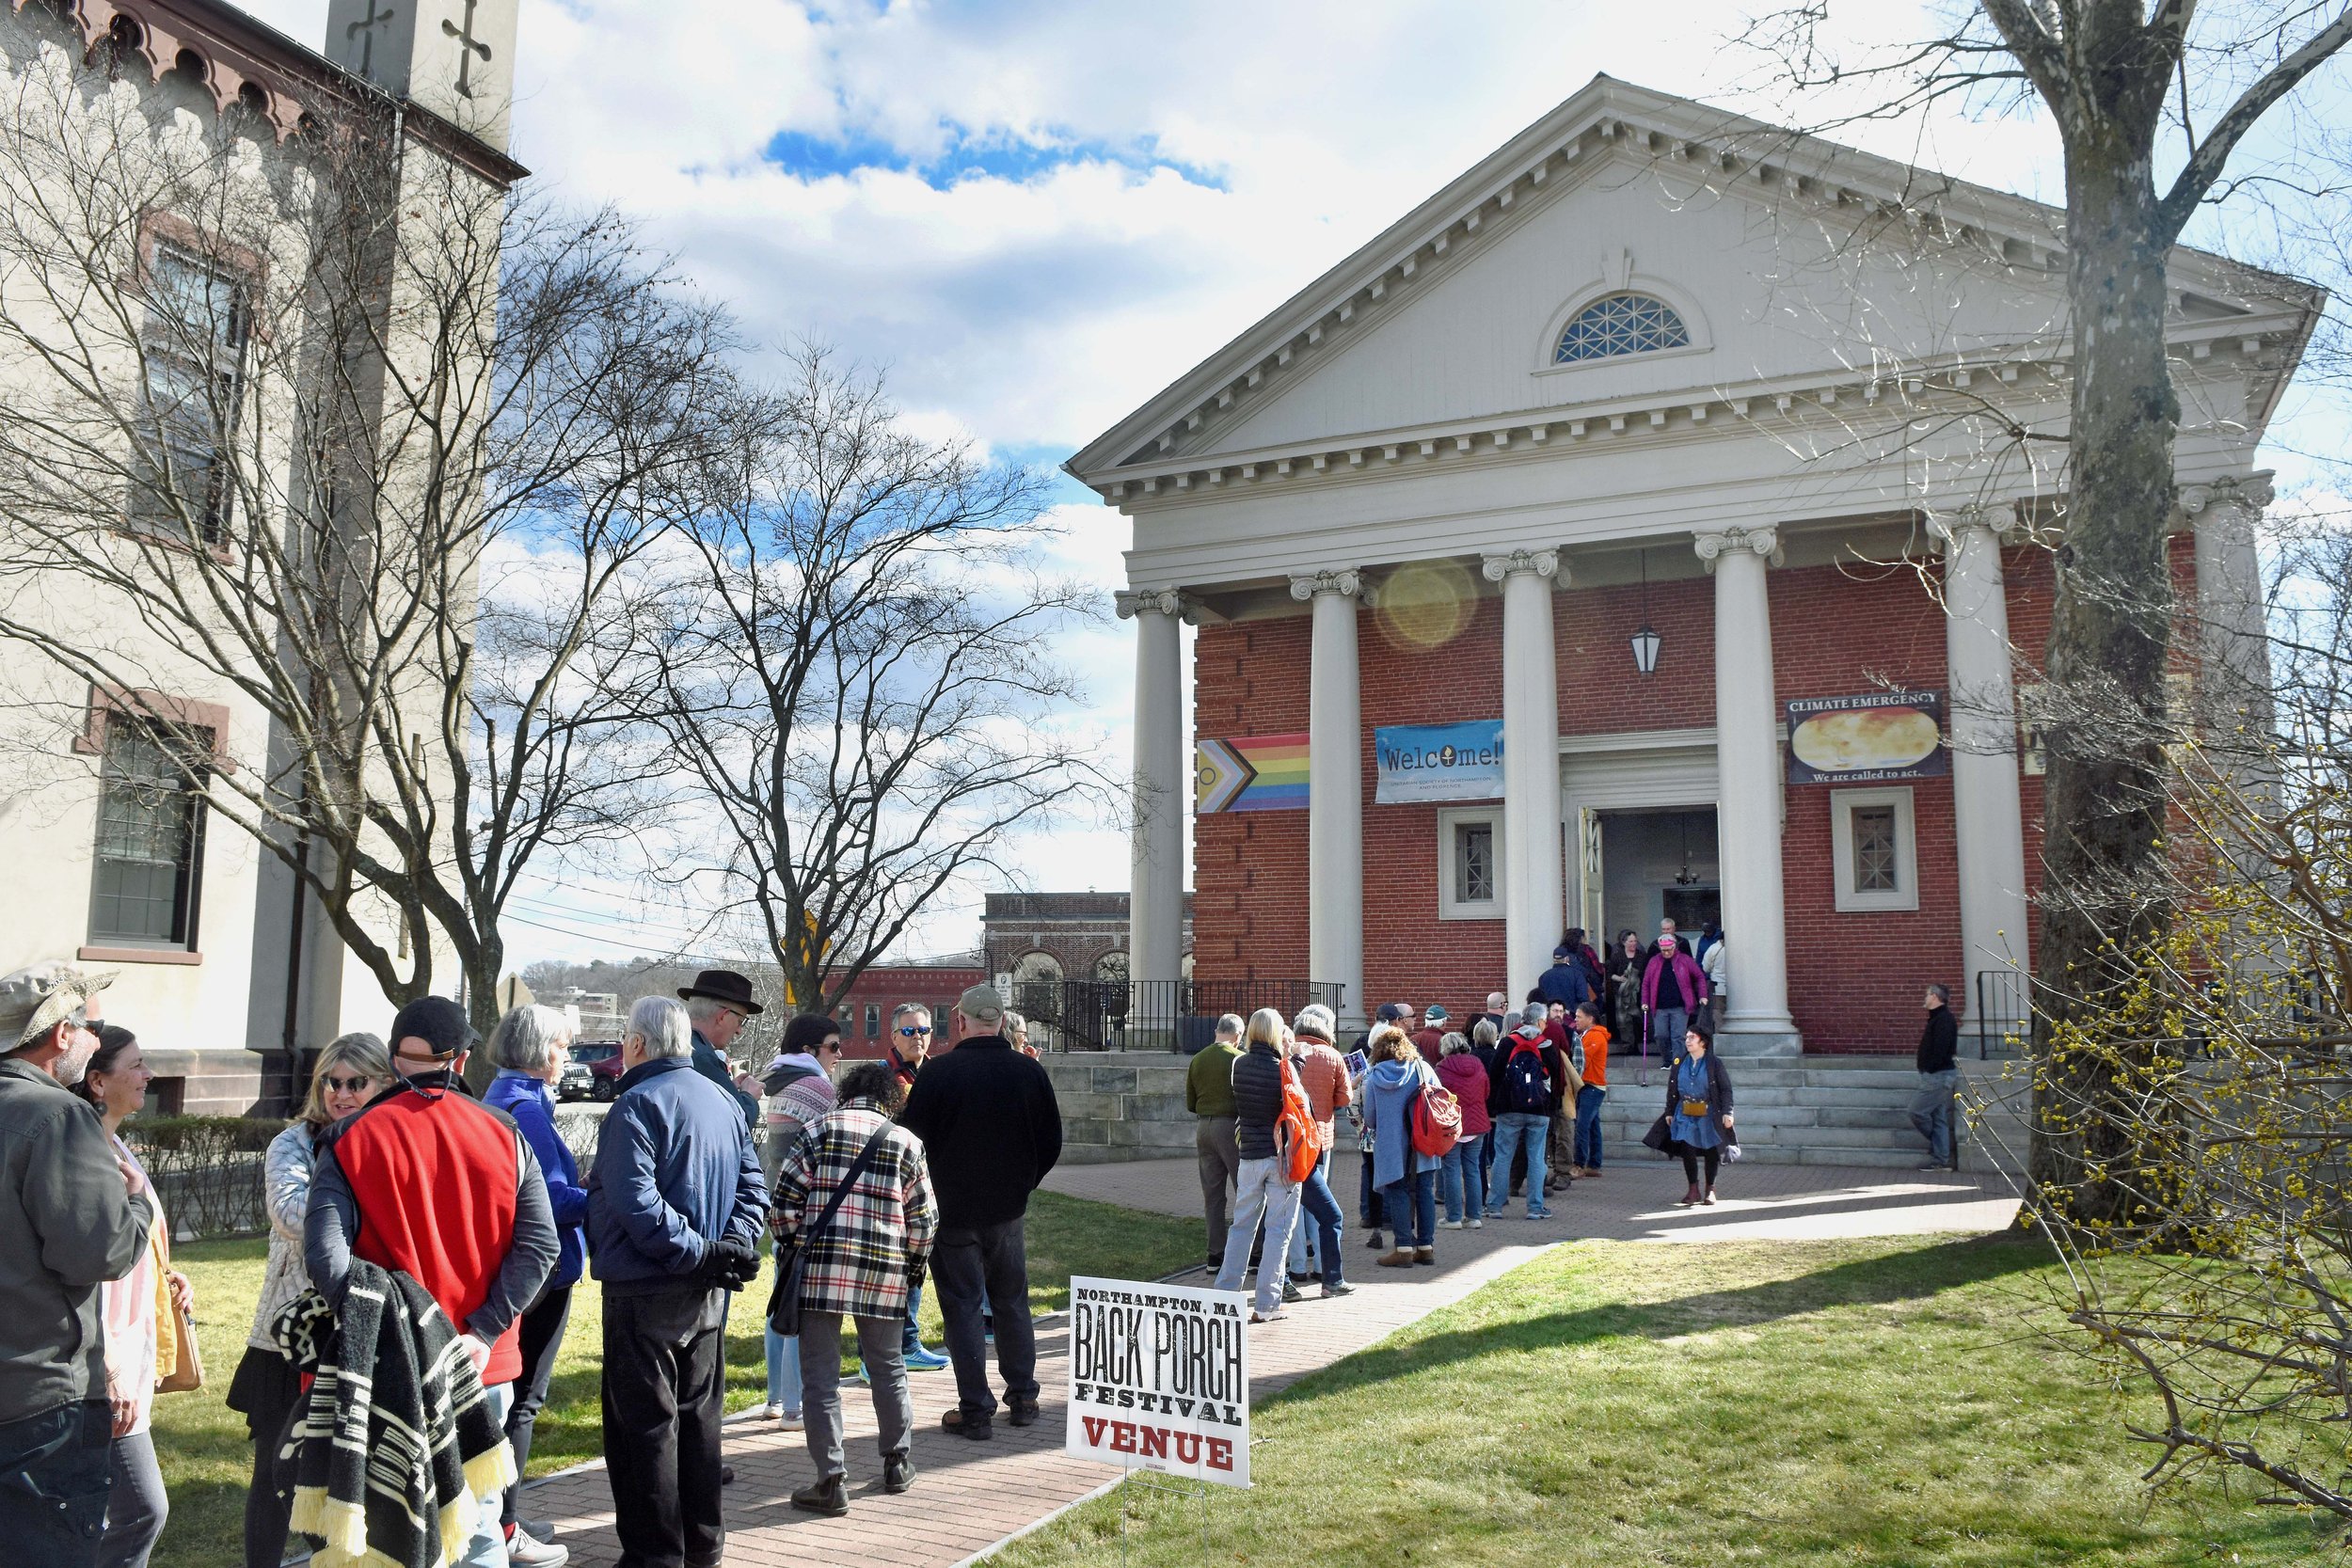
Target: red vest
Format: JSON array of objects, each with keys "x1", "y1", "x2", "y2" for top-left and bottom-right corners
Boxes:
[{"x1": 331, "y1": 1084, "x2": 524, "y2": 1386}]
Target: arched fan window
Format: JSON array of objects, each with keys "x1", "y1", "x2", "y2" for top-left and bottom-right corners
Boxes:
[{"x1": 1554, "y1": 293, "x2": 1691, "y2": 363}]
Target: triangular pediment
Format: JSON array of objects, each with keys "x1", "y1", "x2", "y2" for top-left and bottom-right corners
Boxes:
[{"x1": 1068, "y1": 76, "x2": 2318, "y2": 487}]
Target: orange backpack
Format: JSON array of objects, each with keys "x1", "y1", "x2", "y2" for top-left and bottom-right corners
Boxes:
[{"x1": 1276, "y1": 1061, "x2": 1325, "y2": 1183}]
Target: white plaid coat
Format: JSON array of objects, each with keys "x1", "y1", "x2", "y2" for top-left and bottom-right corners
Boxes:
[{"x1": 773, "y1": 1102, "x2": 937, "y2": 1319}]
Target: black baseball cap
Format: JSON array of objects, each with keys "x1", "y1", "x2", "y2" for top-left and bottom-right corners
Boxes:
[{"x1": 389, "y1": 995, "x2": 475, "y2": 1059}]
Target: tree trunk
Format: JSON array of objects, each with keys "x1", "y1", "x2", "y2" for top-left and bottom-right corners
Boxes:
[{"x1": 2028, "y1": 142, "x2": 2183, "y2": 1227}]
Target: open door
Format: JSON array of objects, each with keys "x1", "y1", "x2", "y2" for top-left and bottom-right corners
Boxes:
[{"x1": 1578, "y1": 807, "x2": 1606, "y2": 939}]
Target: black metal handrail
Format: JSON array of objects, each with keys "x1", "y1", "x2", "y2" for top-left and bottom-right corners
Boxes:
[{"x1": 1019, "y1": 978, "x2": 1346, "y2": 1053}]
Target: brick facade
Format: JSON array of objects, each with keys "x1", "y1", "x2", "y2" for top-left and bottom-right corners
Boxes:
[{"x1": 1189, "y1": 542, "x2": 2206, "y2": 1053}]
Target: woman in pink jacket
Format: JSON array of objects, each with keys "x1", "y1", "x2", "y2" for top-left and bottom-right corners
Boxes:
[
  {"x1": 1435, "y1": 1033, "x2": 1493, "y2": 1228},
  {"x1": 1640, "y1": 933, "x2": 1711, "y2": 1084}
]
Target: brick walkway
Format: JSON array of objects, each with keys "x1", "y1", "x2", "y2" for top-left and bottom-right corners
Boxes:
[{"x1": 519, "y1": 1157, "x2": 2016, "y2": 1567}]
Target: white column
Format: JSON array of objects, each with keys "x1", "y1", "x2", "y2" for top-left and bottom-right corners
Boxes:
[
  {"x1": 1930, "y1": 507, "x2": 2031, "y2": 1015},
  {"x1": 1290, "y1": 570, "x2": 1364, "y2": 1027},
  {"x1": 1693, "y1": 527, "x2": 1800, "y2": 1054},
  {"x1": 1115, "y1": 589, "x2": 1190, "y2": 1005},
  {"x1": 2182, "y1": 473, "x2": 2274, "y2": 740},
  {"x1": 1482, "y1": 548, "x2": 1565, "y2": 1004}
]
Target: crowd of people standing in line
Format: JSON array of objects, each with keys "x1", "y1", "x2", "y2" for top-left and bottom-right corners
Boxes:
[{"x1": 1187, "y1": 916, "x2": 1764, "y2": 1284}]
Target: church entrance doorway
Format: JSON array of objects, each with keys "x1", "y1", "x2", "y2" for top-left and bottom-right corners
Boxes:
[{"x1": 1578, "y1": 806, "x2": 1720, "y2": 947}]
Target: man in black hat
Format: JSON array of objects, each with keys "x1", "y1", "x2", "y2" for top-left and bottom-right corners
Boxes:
[{"x1": 675, "y1": 970, "x2": 762, "y2": 1134}]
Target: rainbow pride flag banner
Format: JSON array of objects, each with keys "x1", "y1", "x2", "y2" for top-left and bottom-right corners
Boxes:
[{"x1": 1196, "y1": 733, "x2": 1309, "y2": 813}]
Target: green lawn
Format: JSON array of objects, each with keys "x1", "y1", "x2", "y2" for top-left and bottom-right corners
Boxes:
[
  {"x1": 997, "y1": 1235, "x2": 2332, "y2": 1567},
  {"x1": 155, "y1": 1190, "x2": 1201, "y2": 1568}
]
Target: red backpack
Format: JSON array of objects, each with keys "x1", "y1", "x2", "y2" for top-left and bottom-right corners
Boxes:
[
  {"x1": 1276, "y1": 1061, "x2": 1325, "y2": 1184},
  {"x1": 1408, "y1": 1078, "x2": 1462, "y2": 1158}
]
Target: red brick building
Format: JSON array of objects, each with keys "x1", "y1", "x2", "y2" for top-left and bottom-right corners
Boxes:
[
  {"x1": 824, "y1": 960, "x2": 985, "y2": 1058},
  {"x1": 1070, "y1": 79, "x2": 2306, "y2": 1056}
]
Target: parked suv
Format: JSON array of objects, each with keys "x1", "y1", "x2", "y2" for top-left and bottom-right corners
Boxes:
[{"x1": 566, "y1": 1039, "x2": 625, "y2": 1102}]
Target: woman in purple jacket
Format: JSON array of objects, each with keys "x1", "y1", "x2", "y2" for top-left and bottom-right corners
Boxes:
[{"x1": 1640, "y1": 933, "x2": 1711, "y2": 1083}]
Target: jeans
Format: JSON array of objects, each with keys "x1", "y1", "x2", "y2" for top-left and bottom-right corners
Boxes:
[
  {"x1": 1440, "y1": 1133, "x2": 1486, "y2": 1222},
  {"x1": 602, "y1": 1287, "x2": 726, "y2": 1568},
  {"x1": 931, "y1": 1218, "x2": 1039, "y2": 1420},
  {"x1": 501, "y1": 1284, "x2": 571, "y2": 1527},
  {"x1": 1195, "y1": 1116, "x2": 1239, "y2": 1260},
  {"x1": 95, "y1": 1431, "x2": 167, "y2": 1568},
  {"x1": 456, "y1": 1384, "x2": 513, "y2": 1568},
  {"x1": 1911, "y1": 1069, "x2": 1960, "y2": 1165},
  {"x1": 1358, "y1": 1143, "x2": 1379, "y2": 1227},
  {"x1": 1380, "y1": 1169, "x2": 1438, "y2": 1248},
  {"x1": 764, "y1": 1328, "x2": 802, "y2": 1412},
  {"x1": 1575, "y1": 1085, "x2": 1607, "y2": 1170},
  {"x1": 902, "y1": 1284, "x2": 927, "y2": 1355},
  {"x1": 1286, "y1": 1148, "x2": 1329, "y2": 1277},
  {"x1": 1214, "y1": 1156, "x2": 1303, "y2": 1314},
  {"x1": 1646, "y1": 1008, "x2": 1688, "y2": 1074},
  {"x1": 799, "y1": 1313, "x2": 910, "y2": 1480},
  {"x1": 1489, "y1": 1113, "x2": 1551, "y2": 1215},
  {"x1": 1292, "y1": 1151, "x2": 1344, "y2": 1287},
  {"x1": 0, "y1": 1400, "x2": 111, "y2": 1568}
]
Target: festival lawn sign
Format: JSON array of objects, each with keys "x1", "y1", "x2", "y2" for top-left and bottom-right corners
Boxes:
[{"x1": 1066, "y1": 1277, "x2": 1250, "y2": 1487}]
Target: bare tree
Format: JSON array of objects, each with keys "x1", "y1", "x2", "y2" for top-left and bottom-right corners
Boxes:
[
  {"x1": 1740, "y1": 2, "x2": 2352, "y2": 1224},
  {"x1": 0, "y1": 35, "x2": 739, "y2": 1041},
  {"x1": 648, "y1": 344, "x2": 1112, "y2": 1015}
]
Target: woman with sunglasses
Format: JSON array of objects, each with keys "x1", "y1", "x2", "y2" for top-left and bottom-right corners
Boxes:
[
  {"x1": 757, "y1": 1015, "x2": 846, "y2": 1426},
  {"x1": 229, "y1": 1033, "x2": 391, "y2": 1568}
]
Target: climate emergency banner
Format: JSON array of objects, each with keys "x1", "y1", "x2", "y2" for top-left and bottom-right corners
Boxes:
[{"x1": 1065, "y1": 1276, "x2": 1251, "y2": 1487}]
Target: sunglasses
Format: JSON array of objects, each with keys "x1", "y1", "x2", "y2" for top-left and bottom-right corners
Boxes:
[
  {"x1": 322, "y1": 1074, "x2": 373, "y2": 1095},
  {"x1": 898, "y1": 1025, "x2": 932, "y2": 1037}
]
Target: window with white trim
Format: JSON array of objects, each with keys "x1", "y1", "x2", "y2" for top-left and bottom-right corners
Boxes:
[
  {"x1": 1554, "y1": 293, "x2": 1690, "y2": 363},
  {"x1": 131, "y1": 243, "x2": 249, "y2": 543},
  {"x1": 1829, "y1": 786, "x2": 1918, "y2": 913},
  {"x1": 1437, "y1": 806, "x2": 1504, "y2": 920},
  {"x1": 89, "y1": 717, "x2": 209, "y2": 947}
]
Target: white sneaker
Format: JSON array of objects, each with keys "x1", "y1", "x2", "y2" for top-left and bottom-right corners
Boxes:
[
  {"x1": 761, "y1": 1402, "x2": 787, "y2": 1420},
  {"x1": 1437, "y1": 1219, "x2": 1463, "y2": 1230},
  {"x1": 779, "y1": 1409, "x2": 804, "y2": 1431},
  {"x1": 507, "y1": 1531, "x2": 570, "y2": 1568},
  {"x1": 1468, "y1": 1218, "x2": 1484, "y2": 1229}
]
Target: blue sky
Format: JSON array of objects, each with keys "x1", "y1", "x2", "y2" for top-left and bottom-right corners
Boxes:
[{"x1": 233, "y1": 0, "x2": 2350, "y2": 967}]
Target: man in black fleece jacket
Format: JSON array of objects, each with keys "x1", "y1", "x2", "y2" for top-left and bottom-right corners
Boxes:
[
  {"x1": 899, "y1": 984, "x2": 1062, "y2": 1439},
  {"x1": 1910, "y1": 984, "x2": 1962, "y2": 1171}
]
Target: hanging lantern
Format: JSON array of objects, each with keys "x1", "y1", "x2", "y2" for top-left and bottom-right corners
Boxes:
[
  {"x1": 1629, "y1": 624, "x2": 1661, "y2": 674},
  {"x1": 1629, "y1": 547, "x2": 1661, "y2": 674}
]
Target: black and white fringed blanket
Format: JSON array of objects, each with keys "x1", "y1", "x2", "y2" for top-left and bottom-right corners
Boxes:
[{"x1": 278, "y1": 1263, "x2": 515, "y2": 1568}]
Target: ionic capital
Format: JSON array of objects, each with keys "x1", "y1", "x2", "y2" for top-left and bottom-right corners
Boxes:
[
  {"x1": 1287, "y1": 568, "x2": 1363, "y2": 602},
  {"x1": 1478, "y1": 547, "x2": 1562, "y2": 584},
  {"x1": 1692, "y1": 526, "x2": 1779, "y2": 571},
  {"x1": 2176, "y1": 472, "x2": 2275, "y2": 522},
  {"x1": 1926, "y1": 503, "x2": 2008, "y2": 553},
  {"x1": 1113, "y1": 587, "x2": 1195, "y2": 622}
]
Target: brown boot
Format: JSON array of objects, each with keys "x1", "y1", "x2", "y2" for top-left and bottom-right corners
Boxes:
[
  {"x1": 1677, "y1": 1183, "x2": 1702, "y2": 1207},
  {"x1": 1376, "y1": 1248, "x2": 1415, "y2": 1267},
  {"x1": 1413, "y1": 1246, "x2": 1436, "y2": 1265}
]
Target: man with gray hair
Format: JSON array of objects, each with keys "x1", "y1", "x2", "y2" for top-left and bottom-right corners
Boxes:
[
  {"x1": 1184, "y1": 1013, "x2": 1245, "y2": 1270},
  {"x1": 675, "y1": 969, "x2": 763, "y2": 1133},
  {"x1": 0, "y1": 963, "x2": 151, "y2": 1567},
  {"x1": 588, "y1": 996, "x2": 769, "y2": 1568},
  {"x1": 900, "y1": 984, "x2": 1062, "y2": 1439}
]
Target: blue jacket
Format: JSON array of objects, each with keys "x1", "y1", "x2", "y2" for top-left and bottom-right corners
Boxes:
[
  {"x1": 1538, "y1": 961, "x2": 1595, "y2": 1011},
  {"x1": 586, "y1": 1055, "x2": 769, "y2": 1295},
  {"x1": 1363, "y1": 1058, "x2": 1441, "y2": 1188},
  {"x1": 485, "y1": 1070, "x2": 589, "y2": 1289}
]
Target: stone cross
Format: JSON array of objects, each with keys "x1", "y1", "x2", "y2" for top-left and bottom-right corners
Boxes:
[
  {"x1": 345, "y1": 0, "x2": 396, "y2": 76},
  {"x1": 441, "y1": 0, "x2": 494, "y2": 98}
]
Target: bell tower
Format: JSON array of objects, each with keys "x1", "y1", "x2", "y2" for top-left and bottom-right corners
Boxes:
[{"x1": 323, "y1": 0, "x2": 519, "y2": 150}]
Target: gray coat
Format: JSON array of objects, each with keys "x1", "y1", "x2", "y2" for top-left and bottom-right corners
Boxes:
[{"x1": 0, "y1": 1058, "x2": 152, "y2": 1418}]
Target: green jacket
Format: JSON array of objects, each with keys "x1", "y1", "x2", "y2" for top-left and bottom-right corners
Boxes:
[
  {"x1": 1185, "y1": 1040, "x2": 1241, "y2": 1117},
  {"x1": 0, "y1": 1058, "x2": 153, "y2": 1418}
]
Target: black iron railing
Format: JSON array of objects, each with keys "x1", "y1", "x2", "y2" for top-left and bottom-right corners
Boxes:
[
  {"x1": 1972, "y1": 968, "x2": 2032, "y2": 1059},
  {"x1": 1019, "y1": 978, "x2": 1346, "y2": 1053}
]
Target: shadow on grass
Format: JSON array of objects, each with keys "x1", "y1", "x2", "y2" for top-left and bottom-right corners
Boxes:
[{"x1": 1283, "y1": 1233, "x2": 2051, "y2": 1403}]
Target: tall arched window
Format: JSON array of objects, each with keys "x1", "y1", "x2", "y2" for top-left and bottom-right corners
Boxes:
[{"x1": 1554, "y1": 293, "x2": 1691, "y2": 363}]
